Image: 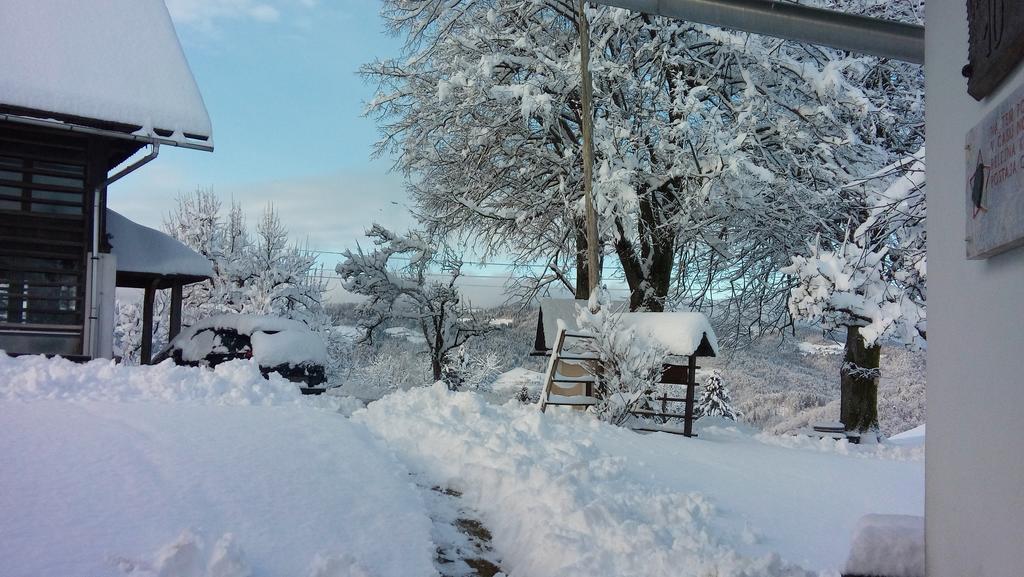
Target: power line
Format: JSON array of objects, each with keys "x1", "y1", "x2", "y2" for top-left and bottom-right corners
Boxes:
[{"x1": 303, "y1": 247, "x2": 627, "y2": 275}]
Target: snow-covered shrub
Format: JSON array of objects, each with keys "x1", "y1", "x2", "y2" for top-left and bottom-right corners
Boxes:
[
  {"x1": 113, "y1": 295, "x2": 170, "y2": 366},
  {"x1": 696, "y1": 371, "x2": 740, "y2": 421},
  {"x1": 577, "y1": 290, "x2": 667, "y2": 425},
  {"x1": 514, "y1": 384, "x2": 539, "y2": 405}
]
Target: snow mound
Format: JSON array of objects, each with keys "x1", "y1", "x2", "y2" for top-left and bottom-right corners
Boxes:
[
  {"x1": 0, "y1": 354, "x2": 309, "y2": 406},
  {"x1": 0, "y1": 396, "x2": 436, "y2": 577},
  {"x1": 844, "y1": 515, "x2": 924, "y2": 577},
  {"x1": 488, "y1": 367, "x2": 544, "y2": 395},
  {"x1": 888, "y1": 423, "x2": 925, "y2": 443},
  {"x1": 753, "y1": 428, "x2": 925, "y2": 461}
]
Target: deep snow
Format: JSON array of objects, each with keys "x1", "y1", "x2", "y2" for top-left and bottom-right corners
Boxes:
[
  {"x1": 1, "y1": 354, "x2": 924, "y2": 577},
  {"x1": 0, "y1": 356, "x2": 435, "y2": 577}
]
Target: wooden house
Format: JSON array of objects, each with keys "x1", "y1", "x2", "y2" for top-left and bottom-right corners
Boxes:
[{"x1": 0, "y1": 0, "x2": 213, "y2": 360}]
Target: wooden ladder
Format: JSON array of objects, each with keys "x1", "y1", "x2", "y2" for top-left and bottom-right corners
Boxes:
[{"x1": 538, "y1": 327, "x2": 600, "y2": 412}]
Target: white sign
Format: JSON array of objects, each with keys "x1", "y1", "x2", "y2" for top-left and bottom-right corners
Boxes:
[{"x1": 965, "y1": 83, "x2": 1024, "y2": 259}]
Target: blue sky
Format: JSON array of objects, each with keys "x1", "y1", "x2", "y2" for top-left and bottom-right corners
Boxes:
[
  {"x1": 114, "y1": 0, "x2": 618, "y2": 305},
  {"x1": 115, "y1": 0, "x2": 414, "y2": 254}
]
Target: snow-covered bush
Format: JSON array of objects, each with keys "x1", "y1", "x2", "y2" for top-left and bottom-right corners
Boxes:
[
  {"x1": 163, "y1": 190, "x2": 328, "y2": 327},
  {"x1": 577, "y1": 290, "x2": 667, "y2": 425},
  {"x1": 113, "y1": 295, "x2": 169, "y2": 366},
  {"x1": 696, "y1": 370, "x2": 740, "y2": 421}
]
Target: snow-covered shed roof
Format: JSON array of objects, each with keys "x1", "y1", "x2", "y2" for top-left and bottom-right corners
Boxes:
[
  {"x1": 616, "y1": 312, "x2": 719, "y2": 357},
  {"x1": 107, "y1": 209, "x2": 213, "y2": 287},
  {"x1": 0, "y1": 0, "x2": 212, "y2": 147},
  {"x1": 535, "y1": 298, "x2": 718, "y2": 357}
]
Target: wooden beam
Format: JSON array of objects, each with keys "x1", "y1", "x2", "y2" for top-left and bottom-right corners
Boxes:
[
  {"x1": 168, "y1": 283, "x2": 183, "y2": 340},
  {"x1": 683, "y1": 355, "x2": 697, "y2": 437},
  {"x1": 140, "y1": 280, "x2": 157, "y2": 365}
]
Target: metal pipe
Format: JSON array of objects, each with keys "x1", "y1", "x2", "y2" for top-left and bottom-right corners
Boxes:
[
  {"x1": 593, "y1": 0, "x2": 924, "y2": 64},
  {"x1": 0, "y1": 113, "x2": 214, "y2": 152},
  {"x1": 85, "y1": 143, "x2": 161, "y2": 357}
]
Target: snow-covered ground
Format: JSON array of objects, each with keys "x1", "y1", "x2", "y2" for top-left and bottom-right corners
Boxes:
[
  {"x1": 356, "y1": 384, "x2": 924, "y2": 577},
  {"x1": 1, "y1": 355, "x2": 923, "y2": 577},
  {"x1": 0, "y1": 356, "x2": 435, "y2": 577}
]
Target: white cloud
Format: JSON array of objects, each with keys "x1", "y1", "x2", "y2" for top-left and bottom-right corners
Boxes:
[
  {"x1": 166, "y1": 0, "x2": 304, "y2": 28},
  {"x1": 248, "y1": 4, "x2": 281, "y2": 22}
]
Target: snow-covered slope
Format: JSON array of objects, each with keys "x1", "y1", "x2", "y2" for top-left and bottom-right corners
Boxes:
[
  {"x1": 0, "y1": 356, "x2": 435, "y2": 577},
  {"x1": 356, "y1": 384, "x2": 924, "y2": 577}
]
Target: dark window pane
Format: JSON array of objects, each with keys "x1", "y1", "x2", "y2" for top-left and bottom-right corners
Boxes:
[{"x1": 32, "y1": 174, "x2": 84, "y2": 188}]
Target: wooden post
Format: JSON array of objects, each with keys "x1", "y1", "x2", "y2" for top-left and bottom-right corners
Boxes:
[
  {"x1": 577, "y1": 0, "x2": 600, "y2": 300},
  {"x1": 683, "y1": 355, "x2": 697, "y2": 437},
  {"x1": 140, "y1": 281, "x2": 157, "y2": 365},
  {"x1": 169, "y1": 283, "x2": 183, "y2": 340}
]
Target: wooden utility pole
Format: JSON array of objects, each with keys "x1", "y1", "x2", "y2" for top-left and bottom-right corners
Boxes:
[{"x1": 577, "y1": 0, "x2": 600, "y2": 300}]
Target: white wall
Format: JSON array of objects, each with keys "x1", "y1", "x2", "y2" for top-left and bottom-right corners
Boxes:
[{"x1": 926, "y1": 1, "x2": 1024, "y2": 575}]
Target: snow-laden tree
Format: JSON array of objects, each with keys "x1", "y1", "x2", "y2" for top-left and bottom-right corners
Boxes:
[
  {"x1": 782, "y1": 148, "x2": 926, "y2": 434},
  {"x1": 366, "y1": 0, "x2": 924, "y2": 339},
  {"x1": 163, "y1": 189, "x2": 233, "y2": 321},
  {"x1": 242, "y1": 206, "x2": 328, "y2": 326},
  {"x1": 336, "y1": 224, "x2": 492, "y2": 382},
  {"x1": 696, "y1": 370, "x2": 740, "y2": 421},
  {"x1": 163, "y1": 191, "x2": 327, "y2": 328}
]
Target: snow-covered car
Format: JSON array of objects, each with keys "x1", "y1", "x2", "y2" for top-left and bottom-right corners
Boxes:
[{"x1": 154, "y1": 314, "x2": 329, "y2": 393}]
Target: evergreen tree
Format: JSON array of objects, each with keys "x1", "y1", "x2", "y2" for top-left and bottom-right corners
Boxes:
[{"x1": 696, "y1": 371, "x2": 739, "y2": 421}]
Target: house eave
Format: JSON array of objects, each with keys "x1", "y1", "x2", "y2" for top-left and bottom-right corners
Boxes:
[{"x1": 0, "y1": 111, "x2": 214, "y2": 152}]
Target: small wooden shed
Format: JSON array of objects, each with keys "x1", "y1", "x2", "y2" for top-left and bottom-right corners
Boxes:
[{"x1": 534, "y1": 299, "x2": 718, "y2": 437}]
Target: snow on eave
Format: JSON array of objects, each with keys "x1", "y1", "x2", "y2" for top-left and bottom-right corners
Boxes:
[
  {"x1": 0, "y1": 0, "x2": 213, "y2": 146},
  {"x1": 107, "y1": 210, "x2": 213, "y2": 279}
]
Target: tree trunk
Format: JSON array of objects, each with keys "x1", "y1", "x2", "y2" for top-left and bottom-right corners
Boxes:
[
  {"x1": 431, "y1": 355, "x2": 443, "y2": 383},
  {"x1": 840, "y1": 325, "x2": 880, "y2": 434},
  {"x1": 575, "y1": 224, "x2": 591, "y2": 298}
]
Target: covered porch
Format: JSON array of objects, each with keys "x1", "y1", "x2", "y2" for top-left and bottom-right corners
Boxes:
[{"x1": 106, "y1": 209, "x2": 212, "y2": 364}]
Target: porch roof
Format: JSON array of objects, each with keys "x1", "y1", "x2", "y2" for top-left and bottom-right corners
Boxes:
[{"x1": 107, "y1": 210, "x2": 212, "y2": 289}]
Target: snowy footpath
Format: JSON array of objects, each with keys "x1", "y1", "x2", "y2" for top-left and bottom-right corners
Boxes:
[
  {"x1": 1, "y1": 356, "x2": 924, "y2": 577},
  {"x1": 355, "y1": 384, "x2": 924, "y2": 577}
]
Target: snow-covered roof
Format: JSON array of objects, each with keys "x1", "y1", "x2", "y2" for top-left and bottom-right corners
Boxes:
[
  {"x1": 537, "y1": 298, "x2": 718, "y2": 357},
  {"x1": 0, "y1": 0, "x2": 212, "y2": 145},
  {"x1": 616, "y1": 312, "x2": 719, "y2": 357},
  {"x1": 107, "y1": 210, "x2": 213, "y2": 279}
]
